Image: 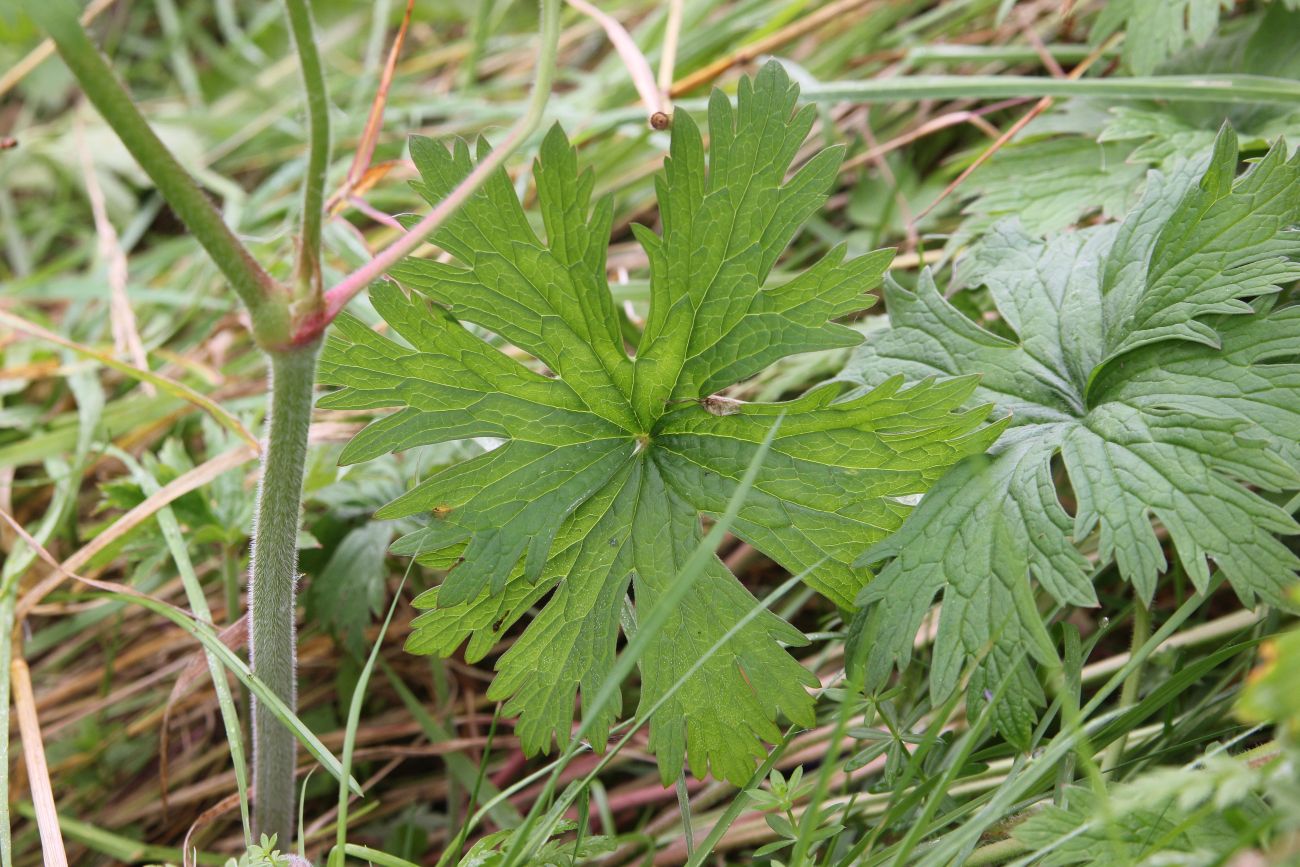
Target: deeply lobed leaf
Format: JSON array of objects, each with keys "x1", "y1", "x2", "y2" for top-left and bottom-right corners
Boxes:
[
  {"x1": 320, "y1": 61, "x2": 996, "y2": 783},
  {"x1": 843, "y1": 127, "x2": 1300, "y2": 746}
]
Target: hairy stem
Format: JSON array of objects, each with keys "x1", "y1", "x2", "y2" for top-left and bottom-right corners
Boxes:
[
  {"x1": 0, "y1": 595, "x2": 14, "y2": 867},
  {"x1": 26, "y1": 0, "x2": 336, "y2": 845},
  {"x1": 19, "y1": 0, "x2": 288, "y2": 347},
  {"x1": 249, "y1": 343, "x2": 320, "y2": 842},
  {"x1": 282, "y1": 0, "x2": 331, "y2": 305}
]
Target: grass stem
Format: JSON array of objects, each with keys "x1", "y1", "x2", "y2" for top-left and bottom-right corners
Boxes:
[{"x1": 1102, "y1": 600, "x2": 1151, "y2": 773}]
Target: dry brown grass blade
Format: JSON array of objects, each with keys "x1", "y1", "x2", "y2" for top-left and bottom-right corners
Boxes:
[
  {"x1": 11, "y1": 655, "x2": 70, "y2": 867},
  {"x1": 0, "y1": 309, "x2": 259, "y2": 451},
  {"x1": 1017, "y1": 4, "x2": 1065, "y2": 78},
  {"x1": 0, "y1": 506, "x2": 204, "y2": 629},
  {"x1": 567, "y1": 0, "x2": 666, "y2": 124},
  {"x1": 345, "y1": 161, "x2": 400, "y2": 200},
  {"x1": 161, "y1": 618, "x2": 248, "y2": 818},
  {"x1": 912, "y1": 31, "x2": 1123, "y2": 223},
  {"x1": 74, "y1": 119, "x2": 153, "y2": 395},
  {"x1": 669, "y1": 0, "x2": 879, "y2": 96},
  {"x1": 327, "y1": 0, "x2": 416, "y2": 216},
  {"x1": 840, "y1": 107, "x2": 1008, "y2": 173},
  {"x1": 14, "y1": 444, "x2": 257, "y2": 621},
  {"x1": 181, "y1": 789, "x2": 243, "y2": 867}
]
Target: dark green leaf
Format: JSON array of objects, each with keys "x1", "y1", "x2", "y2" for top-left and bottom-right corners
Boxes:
[{"x1": 321, "y1": 62, "x2": 997, "y2": 783}]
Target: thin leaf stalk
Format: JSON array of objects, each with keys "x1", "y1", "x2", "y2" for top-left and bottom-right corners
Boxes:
[
  {"x1": 312, "y1": 0, "x2": 563, "y2": 335},
  {"x1": 282, "y1": 0, "x2": 331, "y2": 307},
  {"x1": 0, "y1": 595, "x2": 14, "y2": 867},
  {"x1": 249, "y1": 341, "x2": 321, "y2": 841}
]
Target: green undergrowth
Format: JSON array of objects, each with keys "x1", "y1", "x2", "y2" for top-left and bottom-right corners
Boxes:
[{"x1": 3, "y1": 1, "x2": 1300, "y2": 865}]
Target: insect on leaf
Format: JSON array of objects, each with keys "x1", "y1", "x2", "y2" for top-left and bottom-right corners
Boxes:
[{"x1": 319, "y1": 61, "x2": 997, "y2": 783}]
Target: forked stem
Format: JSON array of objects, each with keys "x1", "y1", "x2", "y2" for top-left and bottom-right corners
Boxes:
[
  {"x1": 249, "y1": 342, "x2": 320, "y2": 841},
  {"x1": 21, "y1": 0, "x2": 561, "y2": 847}
]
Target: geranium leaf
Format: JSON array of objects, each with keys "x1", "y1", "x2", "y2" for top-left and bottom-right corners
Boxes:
[
  {"x1": 320, "y1": 61, "x2": 997, "y2": 783},
  {"x1": 843, "y1": 127, "x2": 1300, "y2": 747}
]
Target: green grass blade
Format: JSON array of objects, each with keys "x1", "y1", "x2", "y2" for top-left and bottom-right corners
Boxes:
[
  {"x1": 801, "y1": 73, "x2": 1300, "y2": 104},
  {"x1": 108, "y1": 447, "x2": 251, "y2": 845},
  {"x1": 326, "y1": 574, "x2": 408, "y2": 867},
  {"x1": 79, "y1": 585, "x2": 362, "y2": 797},
  {"x1": 12, "y1": 803, "x2": 225, "y2": 866},
  {"x1": 342, "y1": 844, "x2": 423, "y2": 867}
]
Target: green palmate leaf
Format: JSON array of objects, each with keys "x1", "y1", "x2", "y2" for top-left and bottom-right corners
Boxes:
[
  {"x1": 1101, "y1": 0, "x2": 1300, "y2": 168},
  {"x1": 318, "y1": 62, "x2": 997, "y2": 784},
  {"x1": 1014, "y1": 743, "x2": 1279, "y2": 865},
  {"x1": 957, "y1": 136, "x2": 1147, "y2": 242},
  {"x1": 843, "y1": 128, "x2": 1300, "y2": 747}
]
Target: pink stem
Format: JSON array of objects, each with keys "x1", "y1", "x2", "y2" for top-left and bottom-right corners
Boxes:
[
  {"x1": 347, "y1": 195, "x2": 407, "y2": 232},
  {"x1": 567, "y1": 0, "x2": 664, "y2": 117},
  {"x1": 316, "y1": 120, "x2": 529, "y2": 329},
  {"x1": 302, "y1": 0, "x2": 561, "y2": 342}
]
